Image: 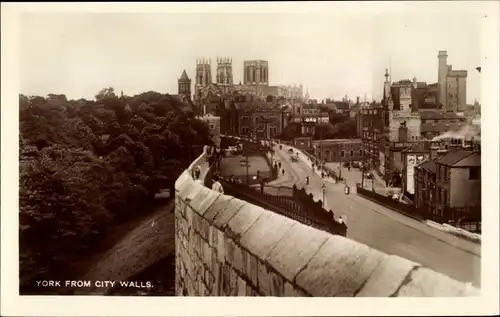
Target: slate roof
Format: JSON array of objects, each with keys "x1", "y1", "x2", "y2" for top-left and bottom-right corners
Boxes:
[
  {"x1": 418, "y1": 160, "x2": 437, "y2": 174},
  {"x1": 454, "y1": 152, "x2": 481, "y2": 167},
  {"x1": 419, "y1": 110, "x2": 465, "y2": 120},
  {"x1": 435, "y1": 150, "x2": 477, "y2": 167},
  {"x1": 335, "y1": 102, "x2": 350, "y2": 110}
]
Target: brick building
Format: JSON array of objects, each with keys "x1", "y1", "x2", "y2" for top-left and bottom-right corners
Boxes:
[
  {"x1": 414, "y1": 150, "x2": 481, "y2": 230},
  {"x1": 358, "y1": 106, "x2": 384, "y2": 171},
  {"x1": 437, "y1": 51, "x2": 468, "y2": 112},
  {"x1": 414, "y1": 160, "x2": 438, "y2": 216},
  {"x1": 238, "y1": 108, "x2": 284, "y2": 139},
  {"x1": 414, "y1": 151, "x2": 481, "y2": 224},
  {"x1": 312, "y1": 139, "x2": 363, "y2": 163},
  {"x1": 419, "y1": 109, "x2": 467, "y2": 140}
]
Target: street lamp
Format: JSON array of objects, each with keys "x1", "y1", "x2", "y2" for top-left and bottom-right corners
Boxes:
[{"x1": 321, "y1": 183, "x2": 327, "y2": 208}]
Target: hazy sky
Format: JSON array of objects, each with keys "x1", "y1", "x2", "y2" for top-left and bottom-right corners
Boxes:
[{"x1": 19, "y1": 2, "x2": 488, "y2": 103}]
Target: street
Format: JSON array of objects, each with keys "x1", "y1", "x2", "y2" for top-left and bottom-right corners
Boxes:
[{"x1": 273, "y1": 144, "x2": 481, "y2": 287}]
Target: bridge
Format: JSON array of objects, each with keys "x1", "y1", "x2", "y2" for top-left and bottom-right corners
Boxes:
[{"x1": 174, "y1": 145, "x2": 478, "y2": 296}]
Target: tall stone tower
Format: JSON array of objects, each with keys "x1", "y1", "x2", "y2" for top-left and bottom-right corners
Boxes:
[
  {"x1": 178, "y1": 70, "x2": 191, "y2": 101},
  {"x1": 243, "y1": 60, "x2": 269, "y2": 86},
  {"x1": 195, "y1": 58, "x2": 212, "y2": 98},
  {"x1": 437, "y1": 50, "x2": 448, "y2": 107},
  {"x1": 216, "y1": 57, "x2": 233, "y2": 94}
]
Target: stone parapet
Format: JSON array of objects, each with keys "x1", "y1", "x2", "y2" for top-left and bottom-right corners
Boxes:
[{"x1": 174, "y1": 149, "x2": 479, "y2": 297}]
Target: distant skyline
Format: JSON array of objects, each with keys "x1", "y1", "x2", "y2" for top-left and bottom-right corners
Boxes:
[{"x1": 19, "y1": 2, "x2": 487, "y2": 103}]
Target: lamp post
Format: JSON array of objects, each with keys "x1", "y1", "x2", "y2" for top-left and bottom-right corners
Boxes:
[
  {"x1": 322, "y1": 183, "x2": 327, "y2": 208},
  {"x1": 361, "y1": 144, "x2": 366, "y2": 188}
]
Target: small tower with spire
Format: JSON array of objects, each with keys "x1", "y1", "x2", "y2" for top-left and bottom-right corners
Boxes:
[{"x1": 178, "y1": 69, "x2": 192, "y2": 101}]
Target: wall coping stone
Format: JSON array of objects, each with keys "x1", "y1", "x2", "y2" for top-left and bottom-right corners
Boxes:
[{"x1": 174, "y1": 148, "x2": 479, "y2": 297}]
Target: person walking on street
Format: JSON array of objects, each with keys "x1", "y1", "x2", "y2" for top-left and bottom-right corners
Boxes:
[
  {"x1": 282, "y1": 168, "x2": 285, "y2": 176},
  {"x1": 212, "y1": 175, "x2": 224, "y2": 194},
  {"x1": 306, "y1": 176, "x2": 309, "y2": 185}
]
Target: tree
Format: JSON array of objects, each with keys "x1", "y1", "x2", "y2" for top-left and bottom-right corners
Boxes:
[
  {"x1": 18, "y1": 88, "x2": 213, "y2": 292},
  {"x1": 277, "y1": 122, "x2": 302, "y2": 141}
]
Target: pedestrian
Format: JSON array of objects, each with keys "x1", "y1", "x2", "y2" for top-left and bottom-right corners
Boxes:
[
  {"x1": 338, "y1": 216, "x2": 344, "y2": 224},
  {"x1": 194, "y1": 166, "x2": 201, "y2": 180},
  {"x1": 306, "y1": 176, "x2": 309, "y2": 185},
  {"x1": 212, "y1": 175, "x2": 224, "y2": 194},
  {"x1": 282, "y1": 168, "x2": 285, "y2": 176}
]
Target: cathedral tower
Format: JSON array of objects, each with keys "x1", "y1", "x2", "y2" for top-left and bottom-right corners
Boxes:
[
  {"x1": 216, "y1": 57, "x2": 233, "y2": 85},
  {"x1": 216, "y1": 57, "x2": 233, "y2": 94},
  {"x1": 243, "y1": 60, "x2": 269, "y2": 86},
  {"x1": 195, "y1": 58, "x2": 212, "y2": 98},
  {"x1": 178, "y1": 69, "x2": 191, "y2": 101}
]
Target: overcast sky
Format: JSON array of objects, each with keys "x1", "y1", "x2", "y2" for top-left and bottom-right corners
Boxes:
[{"x1": 19, "y1": 2, "x2": 488, "y2": 103}]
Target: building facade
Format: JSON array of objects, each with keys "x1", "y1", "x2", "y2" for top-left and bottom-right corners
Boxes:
[
  {"x1": 411, "y1": 81, "x2": 439, "y2": 111},
  {"x1": 313, "y1": 139, "x2": 363, "y2": 163},
  {"x1": 401, "y1": 142, "x2": 431, "y2": 198},
  {"x1": 415, "y1": 150, "x2": 481, "y2": 229},
  {"x1": 438, "y1": 50, "x2": 468, "y2": 112},
  {"x1": 419, "y1": 109, "x2": 468, "y2": 140},
  {"x1": 414, "y1": 160, "x2": 438, "y2": 217},
  {"x1": 359, "y1": 106, "x2": 384, "y2": 171},
  {"x1": 197, "y1": 114, "x2": 221, "y2": 148},
  {"x1": 238, "y1": 108, "x2": 283, "y2": 140}
]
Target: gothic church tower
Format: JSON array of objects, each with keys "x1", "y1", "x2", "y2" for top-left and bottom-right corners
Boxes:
[
  {"x1": 195, "y1": 58, "x2": 212, "y2": 99},
  {"x1": 177, "y1": 69, "x2": 191, "y2": 101}
]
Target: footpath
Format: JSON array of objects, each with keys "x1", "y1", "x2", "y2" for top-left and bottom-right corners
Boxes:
[{"x1": 280, "y1": 142, "x2": 481, "y2": 245}]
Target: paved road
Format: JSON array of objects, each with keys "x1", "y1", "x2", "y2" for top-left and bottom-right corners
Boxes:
[{"x1": 274, "y1": 145, "x2": 481, "y2": 287}]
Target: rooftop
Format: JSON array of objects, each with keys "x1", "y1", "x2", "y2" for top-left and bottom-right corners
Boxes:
[
  {"x1": 420, "y1": 122, "x2": 466, "y2": 133},
  {"x1": 179, "y1": 69, "x2": 190, "y2": 82},
  {"x1": 334, "y1": 102, "x2": 350, "y2": 110},
  {"x1": 436, "y1": 150, "x2": 480, "y2": 167},
  {"x1": 419, "y1": 110, "x2": 465, "y2": 120},
  {"x1": 418, "y1": 160, "x2": 437, "y2": 174},
  {"x1": 313, "y1": 138, "x2": 362, "y2": 145}
]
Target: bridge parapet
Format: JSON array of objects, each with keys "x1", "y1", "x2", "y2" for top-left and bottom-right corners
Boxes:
[{"x1": 174, "y1": 150, "x2": 479, "y2": 297}]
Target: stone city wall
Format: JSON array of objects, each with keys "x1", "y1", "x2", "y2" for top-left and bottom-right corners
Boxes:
[{"x1": 174, "y1": 147, "x2": 479, "y2": 296}]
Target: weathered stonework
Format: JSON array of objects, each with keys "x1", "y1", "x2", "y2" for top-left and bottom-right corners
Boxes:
[{"x1": 174, "y1": 148, "x2": 479, "y2": 297}]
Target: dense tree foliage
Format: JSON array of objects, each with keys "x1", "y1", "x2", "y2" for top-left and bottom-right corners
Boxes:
[{"x1": 19, "y1": 90, "x2": 213, "y2": 290}]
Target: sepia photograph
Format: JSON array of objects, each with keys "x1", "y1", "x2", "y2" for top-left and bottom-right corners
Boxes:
[{"x1": 1, "y1": 1, "x2": 499, "y2": 316}]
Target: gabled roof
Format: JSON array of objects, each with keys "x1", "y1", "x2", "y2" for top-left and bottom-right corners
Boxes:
[
  {"x1": 453, "y1": 152, "x2": 481, "y2": 167},
  {"x1": 179, "y1": 70, "x2": 190, "y2": 82},
  {"x1": 335, "y1": 102, "x2": 350, "y2": 110},
  {"x1": 435, "y1": 150, "x2": 477, "y2": 167},
  {"x1": 418, "y1": 160, "x2": 437, "y2": 174}
]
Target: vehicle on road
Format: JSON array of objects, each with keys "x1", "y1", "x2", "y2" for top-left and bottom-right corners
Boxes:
[
  {"x1": 287, "y1": 148, "x2": 294, "y2": 154},
  {"x1": 351, "y1": 161, "x2": 360, "y2": 168},
  {"x1": 343, "y1": 162, "x2": 350, "y2": 168},
  {"x1": 290, "y1": 155, "x2": 298, "y2": 162}
]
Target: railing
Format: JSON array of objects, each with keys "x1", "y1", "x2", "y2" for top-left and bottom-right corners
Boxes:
[
  {"x1": 356, "y1": 184, "x2": 482, "y2": 234},
  {"x1": 356, "y1": 184, "x2": 424, "y2": 221},
  {"x1": 220, "y1": 179, "x2": 347, "y2": 237}
]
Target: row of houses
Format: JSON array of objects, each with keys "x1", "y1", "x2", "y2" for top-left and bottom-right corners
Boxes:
[{"x1": 413, "y1": 150, "x2": 481, "y2": 231}]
